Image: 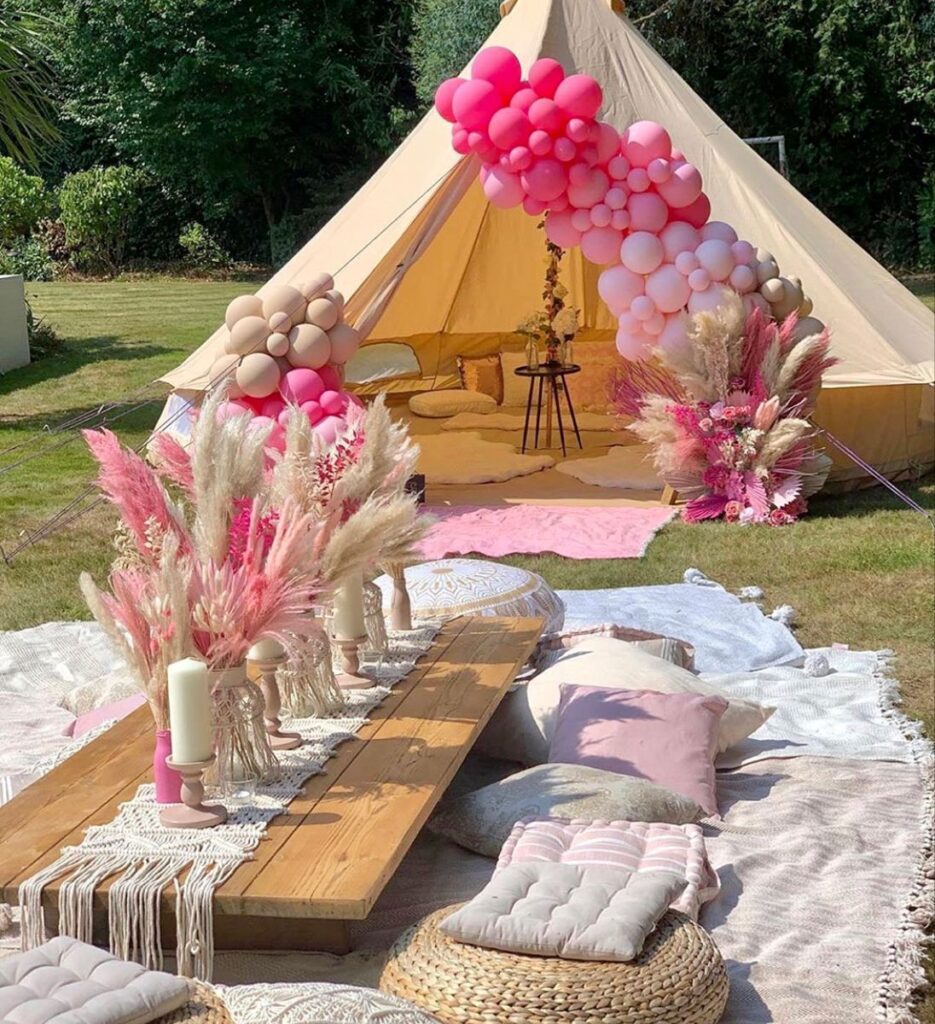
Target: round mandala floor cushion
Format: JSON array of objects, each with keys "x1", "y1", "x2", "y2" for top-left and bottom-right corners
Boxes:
[
  {"x1": 380, "y1": 907, "x2": 728, "y2": 1024},
  {"x1": 409, "y1": 390, "x2": 497, "y2": 417},
  {"x1": 214, "y1": 982, "x2": 440, "y2": 1023},
  {"x1": 375, "y1": 559, "x2": 564, "y2": 633}
]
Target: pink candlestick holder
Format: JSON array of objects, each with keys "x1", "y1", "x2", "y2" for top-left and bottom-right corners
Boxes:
[
  {"x1": 250, "y1": 650, "x2": 302, "y2": 751},
  {"x1": 159, "y1": 755, "x2": 228, "y2": 829},
  {"x1": 333, "y1": 635, "x2": 373, "y2": 690}
]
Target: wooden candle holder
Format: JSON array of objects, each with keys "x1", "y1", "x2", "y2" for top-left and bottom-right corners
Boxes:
[{"x1": 159, "y1": 755, "x2": 228, "y2": 829}]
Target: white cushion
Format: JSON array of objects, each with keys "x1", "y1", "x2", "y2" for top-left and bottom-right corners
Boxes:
[
  {"x1": 481, "y1": 636, "x2": 773, "y2": 764},
  {"x1": 499, "y1": 351, "x2": 531, "y2": 407},
  {"x1": 408, "y1": 390, "x2": 497, "y2": 418},
  {"x1": 0, "y1": 936, "x2": 191, "y2": 1024},
  {"x1": 440, "y1": 863, "x2": 685, "y2": 962}
]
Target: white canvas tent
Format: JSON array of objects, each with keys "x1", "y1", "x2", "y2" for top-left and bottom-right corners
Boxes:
[{"x1": 161, "y1": 0, "x2": 935, "y2": 484}]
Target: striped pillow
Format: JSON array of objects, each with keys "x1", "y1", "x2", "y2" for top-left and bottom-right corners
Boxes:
[{"x1": 496, "y1": 818, "x2": 720, "y2": 919}]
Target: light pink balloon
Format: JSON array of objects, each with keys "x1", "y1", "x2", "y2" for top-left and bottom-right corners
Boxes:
[
  {"x1": 611, "y1": 209, "x2": 630, "y2": 231},
  {"x1": 659, "y1": 220, "x2": 702, "y2": 261},
  {"x1": 647, "y1": 157, "x2": 672, "y2": 183},
  {"x1": 523, "y1": 195, "x2": 547, "y2": 215},
  {"x1": 631, "y1": 295, "x2": 657, "y2": 321},
  {"x1": 729, "y1": 264, "x2": 757, "y2": 293},
  {"x1": 435, "y1": 79, "x2": 463, "y2": 122},
  {"x1": 216, "y1": 400, "x2": 249, "y2": 423},
  {"x1": 590, "y1": 202, "x2": 612, "y2": 227},
  {"x1": 656, "y1": 161, "x2": 703, "y2": 208},
  {"x1": 488, "y1": 108, "x2": 531, "y2": 150},
  {"x1": 528, "y1": 58, "x2": 564, "y2": 98},
  {"x1": 678, "y1": 191, "x2": 711, "y2": 228},
  {"x1": 627, "y1": 192, "x2": 668, "y2": 232},
  {"x1": 605, "y1": 186, "x2": 627, "y2": 210},
  {"x1": 567, "y1": 168, "x2": 609, "y2": 209},
  {"x1": 695, "y1": 238, "x2": 735, "y2": 281},
  {"x1": 528, "y1": 98, "x2": 564, "y2": 135},
  {"x1": 483, "y1": 165, "x2": 525, "y2": 208},
  {"x1": 731, "y1": 240, "x2": 756, "y2": 265},
  {"x1": 644, "y1": 311, "x2": 666, "y2": 336},
  {"x1": 595, "y1": 122, "x2": 620, "y2": 163},
  {"x1": 520, "y1": 159, "x2": 568, "y2": 202},
  {"x1": 509, "y1": 145, "x2": 533, "y2": 171},
  {"x1": 699, "y1": 220, "x2": 738, "y2": 244},
  {"x1": 688, "y1": 282, "x2": 731, "y2": 314},
  {"x1": 620, "y1": 231, "x2": 664, "y2": 274},
  {"x1": 621, "y1": 121, "x2": 672, "y2": 168},
  {"x1": 571, "y1": 208, "x2": 592, "y2": 231},
  {"x1": 598, "y1": 264, "x2": 645, "y2": 313},
  {"x1": 452, "y1": 79, "x2": 502, "y2": 131},
  {"x1": 553, "y1": 137, "x2": 577, "y2": 162},
  {"x1": 626, "y1": 167, "x2": 651, "y2": 193},
  {"x1": 313, "y1": 415, "x2": 346, "y2": 446},
  {"x1": 510, "y1": 87, "x2": 538, "y2": 112},
  {"x1": 566, "y1": 118, "x2": 590, "y2": 143},
  {"x1": 452, "y1": 128, "x2": 470, "y2": 154},
  {"x1": 299, "y1": 399, "x2": 324, "y2": 425},
  {"x1": 581, "y1": 225, "x2": 622, "y2": 264},
  {"x1": 743, "y1": 292, "x2": 771, "y2": 317},
  {"x1": 617, "y1": 311, "x2": 642, "y2": 334},
  {"x1": 615, "y1": 327, "x2": 653, "y2": 361},
  {"x1": 471, "y1": 47, "x2": 522, "y2": 99},
  {"x1": 607, "y1": 155, "x2": 630, "y2": 179},
  {"x1": 553, "y1": 74, "x2": 602, "y2": 119},
  {"x1": 658, "y1": 314, "x2": 692, "y2": 359},
  {"x1": 568, "y1": 162, "x2": 591, "y2": 186},
  {"x1": 674, "y1": 250, "x2": 700, "y2": 275},
  {"x1": 645, "y1": 263, "x2": 692, "y2": 313},
  {"x1": 528, "y1": 129, "x2": 553, "y2": 156},
  {"x1": 688, "y1": 267, "x2": 711, "y2": 292},
  {"x1": 545, "y1": 210, "x2": 584, "y2": 248}
]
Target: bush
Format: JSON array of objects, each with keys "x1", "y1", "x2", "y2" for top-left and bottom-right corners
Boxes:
[
  {"x1": 0, "y1": 157, "x2": 51, "y2": 244},
  {"x1": 25, "y1": 299, "x2": 63, "y2": 361},
  {"x1": 0, "y1": 236, "x2": 55, "y2": 281},
  {"x1": 410, "y1": 0, "x2": 500, "y2": 106},
  {"x1": 58, "y1": 165, "x2": 147, "y2": 275},
  {"x1": 178, "y1": 221, "x2": 232, "y2": 270}
]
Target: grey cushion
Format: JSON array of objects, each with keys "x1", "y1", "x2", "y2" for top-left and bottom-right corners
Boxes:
[
  {"x1": 430, "y1": 763, "x2": 702, "y2": 858},
  {"x1": 440, "y1": 863, "x2": 686, "y2": 961},
  {"x1": 0, "y1": 936, "x2": 191, "y2": 1024}
]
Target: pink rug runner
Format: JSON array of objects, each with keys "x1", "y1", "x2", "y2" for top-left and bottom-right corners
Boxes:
[{"x1": 419, "y1": 505, "x2": 678, "y2": 560}]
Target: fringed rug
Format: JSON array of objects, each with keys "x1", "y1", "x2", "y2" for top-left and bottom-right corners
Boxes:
[{"x1": 418, "y1": 504, "x2": 677, "y2": 559}]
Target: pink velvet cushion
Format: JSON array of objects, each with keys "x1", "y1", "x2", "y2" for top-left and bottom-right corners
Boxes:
[
  {"x1": 67, "y1": 693, "x2": 147, "y2": 738},
  {"x1": 548, "y1": 685, "x2": 726, "y2": 816}
]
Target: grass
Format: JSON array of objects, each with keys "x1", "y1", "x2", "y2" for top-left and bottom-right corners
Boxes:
[{"x1": 0, "y1": 274, "x2": 933, "y2": 1015}]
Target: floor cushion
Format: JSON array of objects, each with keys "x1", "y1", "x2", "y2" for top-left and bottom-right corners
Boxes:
[
  {"x1": 216, "y1": 982, "x2": 440, "y2": 1023},
  {"x1": 68, "y1": 692, "x2": 147, "y2": 738},
  {"x1": 0, "y1": 936, "x2": 191, "y2": 1024},
  {"x1": 408, "y1": 390, "x2": 497, "y2": 418},
  {"x1": 481, "y1": 635, "x2": 772, "y2": 765},
  {"x1": 430, "y1": 763, "x2": 701, "y2": 858},
  {"x1": 498, "y1": 350, "x2": 531, "y2": 407},
  {"x1": 537, "y1": 624, "x2": 696, "y2": 672},
  {"x1": 548, "y1": 686, "x2": 726, "y2": 815},
  {"x1": 439, "y1": 862, "x2": 685, "y2": 962},
  {"x1": 498, "y1": 818, "x2": 721, "y2": 920},
  {"x1": 374, "y1": 559, "x2": 564, "y2": 633},
  {"x1": 457, "y1": 354, "x2": 504, "y2": 404}
]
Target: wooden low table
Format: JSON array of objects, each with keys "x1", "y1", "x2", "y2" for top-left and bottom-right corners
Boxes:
[{"x1": 0, "y1": 615, "x2": 542, "y2": 953}]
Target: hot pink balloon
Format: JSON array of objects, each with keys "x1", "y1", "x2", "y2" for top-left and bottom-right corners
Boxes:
[
  {"x1": 435, "y1": 78, "x2": 463, "y2": 122},
  {"x1": 551, "y1": 195, "x2": 569, "y2": 213},
  {"x1": 678, "y1": 191, "x2": 711, "y2": 228},
  {"x1": 598, "y1": 264, "x2": 644, "y2": 313},
  {"x1": 626, "y1": 167, "x2": 651, "y2": 193},
  {"x1": 318, "y1": 366, "x2": 342, "y2": 392},
  {"x1": 521, "y1": 159, "x2": 568, "y2": 202},
  {"x1": 319, "y1": 389, "x2": 345, "y2": 416},
  {"x1": 468, "y1": 131, "x2": 495, "y2": 159},
  {"x1": 553, "y1": 74, "x2": 602, "y2": 119},
  {"x1": 280, "y1": 367, "x2": 324, "y2": 405},
  {"x1": 688, "y1": 282, "x2": 731, "y2": 314},
  {"x1": 595, "y1": 122, "x2": 621, "y2": 164},
  {"x1": 699, "y1": 220, "x2": 738, "y2": 244},
  {"x1": 627, "y1": 192, "x2": 668, "y2": 232},
  {"x1": 607, "y1": 155, "x2": 630, "y2": 180},
  {"x1": 523, "y1": 195, "x2": 547, "y2": 215},
  {"x1": 452, "y1": 128, "x2": 470, "y2": 154},
  {"x1": 567, "y1": 168, "x2": 609, "y2": 209},
  {"x1": 566, "y1": 118, "x2": 590, "y2": 143},
  {"x1": 590, "y1": 202, "x2": 612, "y2": 227},
  {"x1": 528, "y1": 58, "x2": 564, "y2": 98},
  {"x1": 620, "y1": 231, "x2": 664, "y2": 274},
  {"x1": 545, "y1": 210, "x2": 584, "y2": 248},
  {"x1": 259, "y1": 395, "x2": 284, "y2": 419},
  {"x1": 695, "y1": 238, "x2": 735, "y2": 281},
  {"x1": 729, "y1": 264, "x2": 757, "y2": 293},
  {"x1": 656, "y1": 161, "x2": 703, "y2": 208},
  {"x1": 528, "y1": 129, "x2": 553, "y2": 156},
  {"x1": 472, "y1": 47, "x2": 522, "y2": 99},
  {"x1": 488, "y1": 108, "x2": 531, "y2": 150},
  {"x1": 553, "y1": 137, "x2": 577, "y2": 162},
  {"x1": 621, "y1": 120, "x2": 672, "y2": 168},
  {"x1": 647, "y1": 157, "x2": 672, "y2": 183},
  {"x1": 509, "y1": 145, "x2": 533, "y2": 171},
  {"x1": 528, "y1": 98, "x2": 565, "y2": 135},
  {"x1": 298, "y1": 399, "x2": 323, "y2": 424},
  {"x1": 483, "y1": 165, "x2": 525, "y2": 208},
  {"x1": 510, "y1": 87, "x2": 538, "y2": 112},
  {"x1": 645, "y1": 263, "x2": 692, "y2": 313},
  {"x1": 452, "y1": 79, "x2": 502, "y2": 131},
  {"x1": 580, "y1": 225, "x2": 622, "y2": 265},
  {"x1": 660, "y1": 220, "x2": 702, "y2": 261}
]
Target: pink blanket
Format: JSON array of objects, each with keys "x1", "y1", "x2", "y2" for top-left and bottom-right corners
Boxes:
[{"x1": 419, "y1": 505, "x2": 677, "y2": 560}]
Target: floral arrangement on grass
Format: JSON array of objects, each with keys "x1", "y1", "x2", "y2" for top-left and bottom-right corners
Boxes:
[{"x1": 613, "y1": 290, "x2": 837, "y2": 525}]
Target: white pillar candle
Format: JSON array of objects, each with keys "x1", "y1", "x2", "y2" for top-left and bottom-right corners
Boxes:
[
  {"x1": 332, "y1": 572, "x2": 366, "y2": 639},
  {"x1": 167, "y1": 658, "x2": 213, "y2": 763}
]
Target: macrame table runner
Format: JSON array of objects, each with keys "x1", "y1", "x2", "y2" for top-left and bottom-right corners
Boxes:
[{"x1": 18, "y1": 624, "x2": 440, "y2": 981}]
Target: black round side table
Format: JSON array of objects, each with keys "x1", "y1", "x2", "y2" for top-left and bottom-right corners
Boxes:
[{"x1": 514, "y1": 363, "x2": 583, "y2": 456}]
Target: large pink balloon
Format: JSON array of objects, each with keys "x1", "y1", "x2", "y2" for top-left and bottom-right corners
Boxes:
[
  {"x1": 510, "y1": 87, "x2": 538, "y2": 112},
  {"x1": 545, "y1": 210, "x2": 584, "y2": 248},
  {"x1": 687, "y1": 282, "x2": 731, "y2": 314},
  {"x1": 658, "y1": 314, "x2": 692, "y2": 359},
  {"x1": 528, "y1": 98, "x2": 564, "y2": 135},
  {"x1": 472, "y1": 47, "x2": 522, "y2": 99},
  {"x1": 695, "y1": 239, "x2": 735, "y2": 281},
  {"x1": 645, "y1": 263, "x2": 692, "y2": 313},
  {"x1": 627, "y1": 192, "x2": 668, "y2": 232},
  {"x1": 580, "y1": 225, "x2": 622, "y2": 265},
  {"x1": 488, "y1": 107, "x2": 531, "y2": 150},
  {"x1": 595, "y1": 122, "x2": 621, "y2": 164},
  {"x1": 656, "y1": 162, "x2": 703, "y2": 208},
  {"x1": 699, "y1": 220, "x2": 738, "y2": 244},
  {"x1": 483, "y1": 165, "x2": 525, "y2": 208},
  {"x1": 598, "y1": 264, "x2": 644, "y2": 313},
  {"x1": 566, "y1": 168, "x2": 609, "y2": 209},
  {"x1": 620, "y1": 231, "x2": 665, "y2": 274},
  {"x1": 659, "y1": 221, "x2": 702, "y2": 261},
  {"x1": 520, "y1": 159, "x2": 568, "y2": 202},
  {"x1": 615, "y1": 327, "x2": 653, "y2": 361},
  {"x1": 553, "y1": 74, "x2": 602, "y2": 119},
  {"x1": 621, "y1": 120, "x2": 672, "y2": 168},
  {"x1": 678, "y1": 191, "x2": 711, "y2": 228},
  {"x1": 313, "y1": 415, "x2": 346, "y2": 446},
  {"x1": 528, "y1": 58, "x2": 564, "y2": 98},
  {"x1": 435, "y1": 78, "x2": 463, "y2": 122},
  {"x1": 280, "y1": 367, "x2": 324, "y2": 405},
  {"x1": 452, "y1": 79, "x2": 502, "y2": 131}
]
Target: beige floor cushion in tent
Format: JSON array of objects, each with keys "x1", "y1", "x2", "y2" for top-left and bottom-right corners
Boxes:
[
  {"x1": 409, "y1": 390, "x2": 497, "y2": 418},
  {"x1": 556, "y1": 445, "x2": 661, "y2": 490},
  {"x1": 416, "y1": 431, "x2": 554, "y2": 484}
]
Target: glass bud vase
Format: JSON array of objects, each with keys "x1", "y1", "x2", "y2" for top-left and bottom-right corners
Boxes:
[
  {"x1": 208, "y1": 663, "x2": 279, "y2": 795},
  {"x1": 525, "y1": 335, "x2": 538, "y2": 369}
]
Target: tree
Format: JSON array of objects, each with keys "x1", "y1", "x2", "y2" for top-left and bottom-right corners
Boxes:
[
  {"x1": 411, "y1": 0, "x2": 500, "y2": 107},
  {"x1": 47, "y1": 0, "x2": 415, "y2": 258},
  {"x1": 0, "y1": 156, "x2": 50, "y2": 242}
]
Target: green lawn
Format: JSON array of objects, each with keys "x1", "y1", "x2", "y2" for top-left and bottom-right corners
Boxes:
[{"x1": 1, "y1": 275, "x2": 934, "y2": 1016}]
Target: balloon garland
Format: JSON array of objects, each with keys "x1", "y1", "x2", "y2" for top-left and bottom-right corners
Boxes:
[
  {"x1": 435, "y1": 47, "x2": 822, "y2": 360},
  {"x1": 210, "y1": 273, "x2": 362, "y2": 449}
]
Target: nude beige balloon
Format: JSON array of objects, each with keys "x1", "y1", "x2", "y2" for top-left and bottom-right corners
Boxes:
[
  {"x1": 227, "y1": 315, "x2": 270, "y2": 356},
  {"x1": 305, "y1": 296, "x2": 339, "y2": 330},
  {"x1": 759, "y1": 277, "x2": 784, "y2": 304},
  {"x1": 268, "y1": 310, "x2": 291, "y2": 335},
  {"x1": 287, "y1": 323, "x2": 331, "y2": 369},
  {"x1": 300, "y1": 272, "x2": 334, "y2": 301},
  {"x1": 789, "y1": 316, "x2": 825, "y2": 344},
  {"x1": 756, "y1": 260, "x2": 780, "y2": 285},
  {"x1": 235, "y1": 352, "x2": 281, "y2": 398},
  {"x1": 798, "y1": 295, "x2": 813, "y2": 317},
  {"x1": 266, "y1": 332, "x2": 290, "y2": 357},
  {"x1": 225, "y1": 293, "x2": 263, "y2": 329},
  {"x1": 325, "y1": 288, "x2": 345, "y2": 315},
  {"x1": 327, "y1": 322, "x2": 361, "y2": 364},
  {"x1": 770, "y1": 278, "x2": 804, "y2": 319},
  {"x1": 261, "y1": 284, "x2": 306, "y2": 325},
  {"x1": 209, "y1": 353, "x2": 245, "y2": 397}
]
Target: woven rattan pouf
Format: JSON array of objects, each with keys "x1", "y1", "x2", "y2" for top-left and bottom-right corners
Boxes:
[
  {"x1": 157, "y1": 983, "x2": 234, "y2": 1024},
  {"x1": 380, "y1": 907, "x2": 729, "y2": 1024}
]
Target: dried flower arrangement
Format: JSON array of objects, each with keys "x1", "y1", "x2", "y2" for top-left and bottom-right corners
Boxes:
[
  {"x1": 516, "y1": 225, "x2": 579, "y2": 364},
  {"x1": 613, "y1": 290, "x2": 837, "y2": 525}
]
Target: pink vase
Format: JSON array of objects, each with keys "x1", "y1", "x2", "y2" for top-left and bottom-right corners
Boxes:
[{"x1": 153, "y1": 730, "x2": 182, "y2": 804}]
